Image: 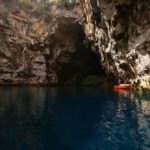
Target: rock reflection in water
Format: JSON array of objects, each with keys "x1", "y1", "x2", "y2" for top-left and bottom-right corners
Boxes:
[
  {"x1": 0, "y1": 87, "x2": 58, "y2": 118},
  {"x1": 96, "y1": 89, "x2": 150, "y2": 150},
  {"x1": 0, "y1": 87, "x2": 149, "y2": 150},
  {"x1": 0, "y1": 87, "x2": 59, "y2": 150}
]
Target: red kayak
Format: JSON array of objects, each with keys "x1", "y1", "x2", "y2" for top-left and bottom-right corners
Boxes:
[{"x1": 113, "y1": 84, "x2": 132, "y2": 89}]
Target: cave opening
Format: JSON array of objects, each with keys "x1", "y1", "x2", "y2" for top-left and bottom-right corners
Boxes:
[
  {"x1": 54, "y1": 21, "x2": 108, "y2": 86},
  {"x1": 57, "y1": 47, "x2": 106, "y2": 86}
]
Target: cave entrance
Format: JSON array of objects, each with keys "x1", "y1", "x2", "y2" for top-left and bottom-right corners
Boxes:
[
  {"x1": 54, "y1": 23, "x2": 106, "y2": 86},
  {"x1": 52, "y1": 18, "x2": 108, "y2": 86},
  {"x1": 57, "y1": 47, "x2": 106, "y2": 86}
]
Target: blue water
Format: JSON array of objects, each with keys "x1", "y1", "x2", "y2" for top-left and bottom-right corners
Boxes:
[{"x1": 0, "y1": 87, "x2": 150, "y2": 150}]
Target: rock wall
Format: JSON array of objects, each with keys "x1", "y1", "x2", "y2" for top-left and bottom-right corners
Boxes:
[
  {"x1": 0, "y1": 2, "x2": 101, "y2": 85},
  {"x1": 81, "y1": 0, "x2": 150, "y2": 88}
]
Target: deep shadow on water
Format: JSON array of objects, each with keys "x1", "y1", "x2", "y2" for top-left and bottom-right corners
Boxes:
[{"x1": 0, "y1": 87, "x2": 150, "y2": 150}]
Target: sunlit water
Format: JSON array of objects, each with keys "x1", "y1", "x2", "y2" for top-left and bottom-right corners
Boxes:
[{"x1": 0, "y1": 87, "x2": 150, "y2": 150}]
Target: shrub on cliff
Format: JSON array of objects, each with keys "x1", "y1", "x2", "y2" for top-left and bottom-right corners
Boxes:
[{"x1": 17, "y1": 0, "x2": 33, "y2": 9}]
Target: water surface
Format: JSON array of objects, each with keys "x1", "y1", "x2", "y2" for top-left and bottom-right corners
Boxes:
[{"x1": 0, "y1": 87, "x2": 150, "y2": 150}]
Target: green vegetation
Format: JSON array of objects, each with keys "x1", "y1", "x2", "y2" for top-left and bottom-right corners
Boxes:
[
  {"x1": 81, "y1": 75, "x2": 101, "y2": 86},
  {"x1": 17, "y1": 0, "x2": 79, "y2": 6},
  {"x1": 14, "y1": 0, "x2": 79, "y2": 18},
  {"x1": 57, "y1": 0, "x2": 79, "y2": 5},
  {"x1": 83, "y1": 39, "x2": 91, "y2": 49},
  {"x1": 18, "y1": 0, "x2": 33, "y2": 9}
]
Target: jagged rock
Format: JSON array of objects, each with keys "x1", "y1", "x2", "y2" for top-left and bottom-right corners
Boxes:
[
  {"x1": 34, "y1": 56, "x2": 45, "y2": 64},
  {"x1": 0, "y1": 2, "x2": 102, "y2": 85},
  {"x1": 81, "y1": 0, "x2": 150, "y2": 88}
]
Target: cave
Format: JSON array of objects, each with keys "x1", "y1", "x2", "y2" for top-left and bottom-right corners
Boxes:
[
  {"x1": 57, "y1": 46, "x2": 106, "y2": 86},
  {"x1": 53, "y1": 21, "x2": 107, "y2": 86}
]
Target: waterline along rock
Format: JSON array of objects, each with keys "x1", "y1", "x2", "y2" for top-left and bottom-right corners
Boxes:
[{"x1": 0, "y1": 0, "x2": 149, "y2": 88}]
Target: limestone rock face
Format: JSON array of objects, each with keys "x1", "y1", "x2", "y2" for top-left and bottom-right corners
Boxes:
[
  {"x1": 0, "y1": 2, "x2": 101, "y2": 85},
  {"x1": 81, "y1": 0, "x2": 150, "y2": 88}
]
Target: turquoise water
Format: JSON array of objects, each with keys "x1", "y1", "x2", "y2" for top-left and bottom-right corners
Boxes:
[{"x1": 0, "y1": 87, "x2": 150, "y2": 150}]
